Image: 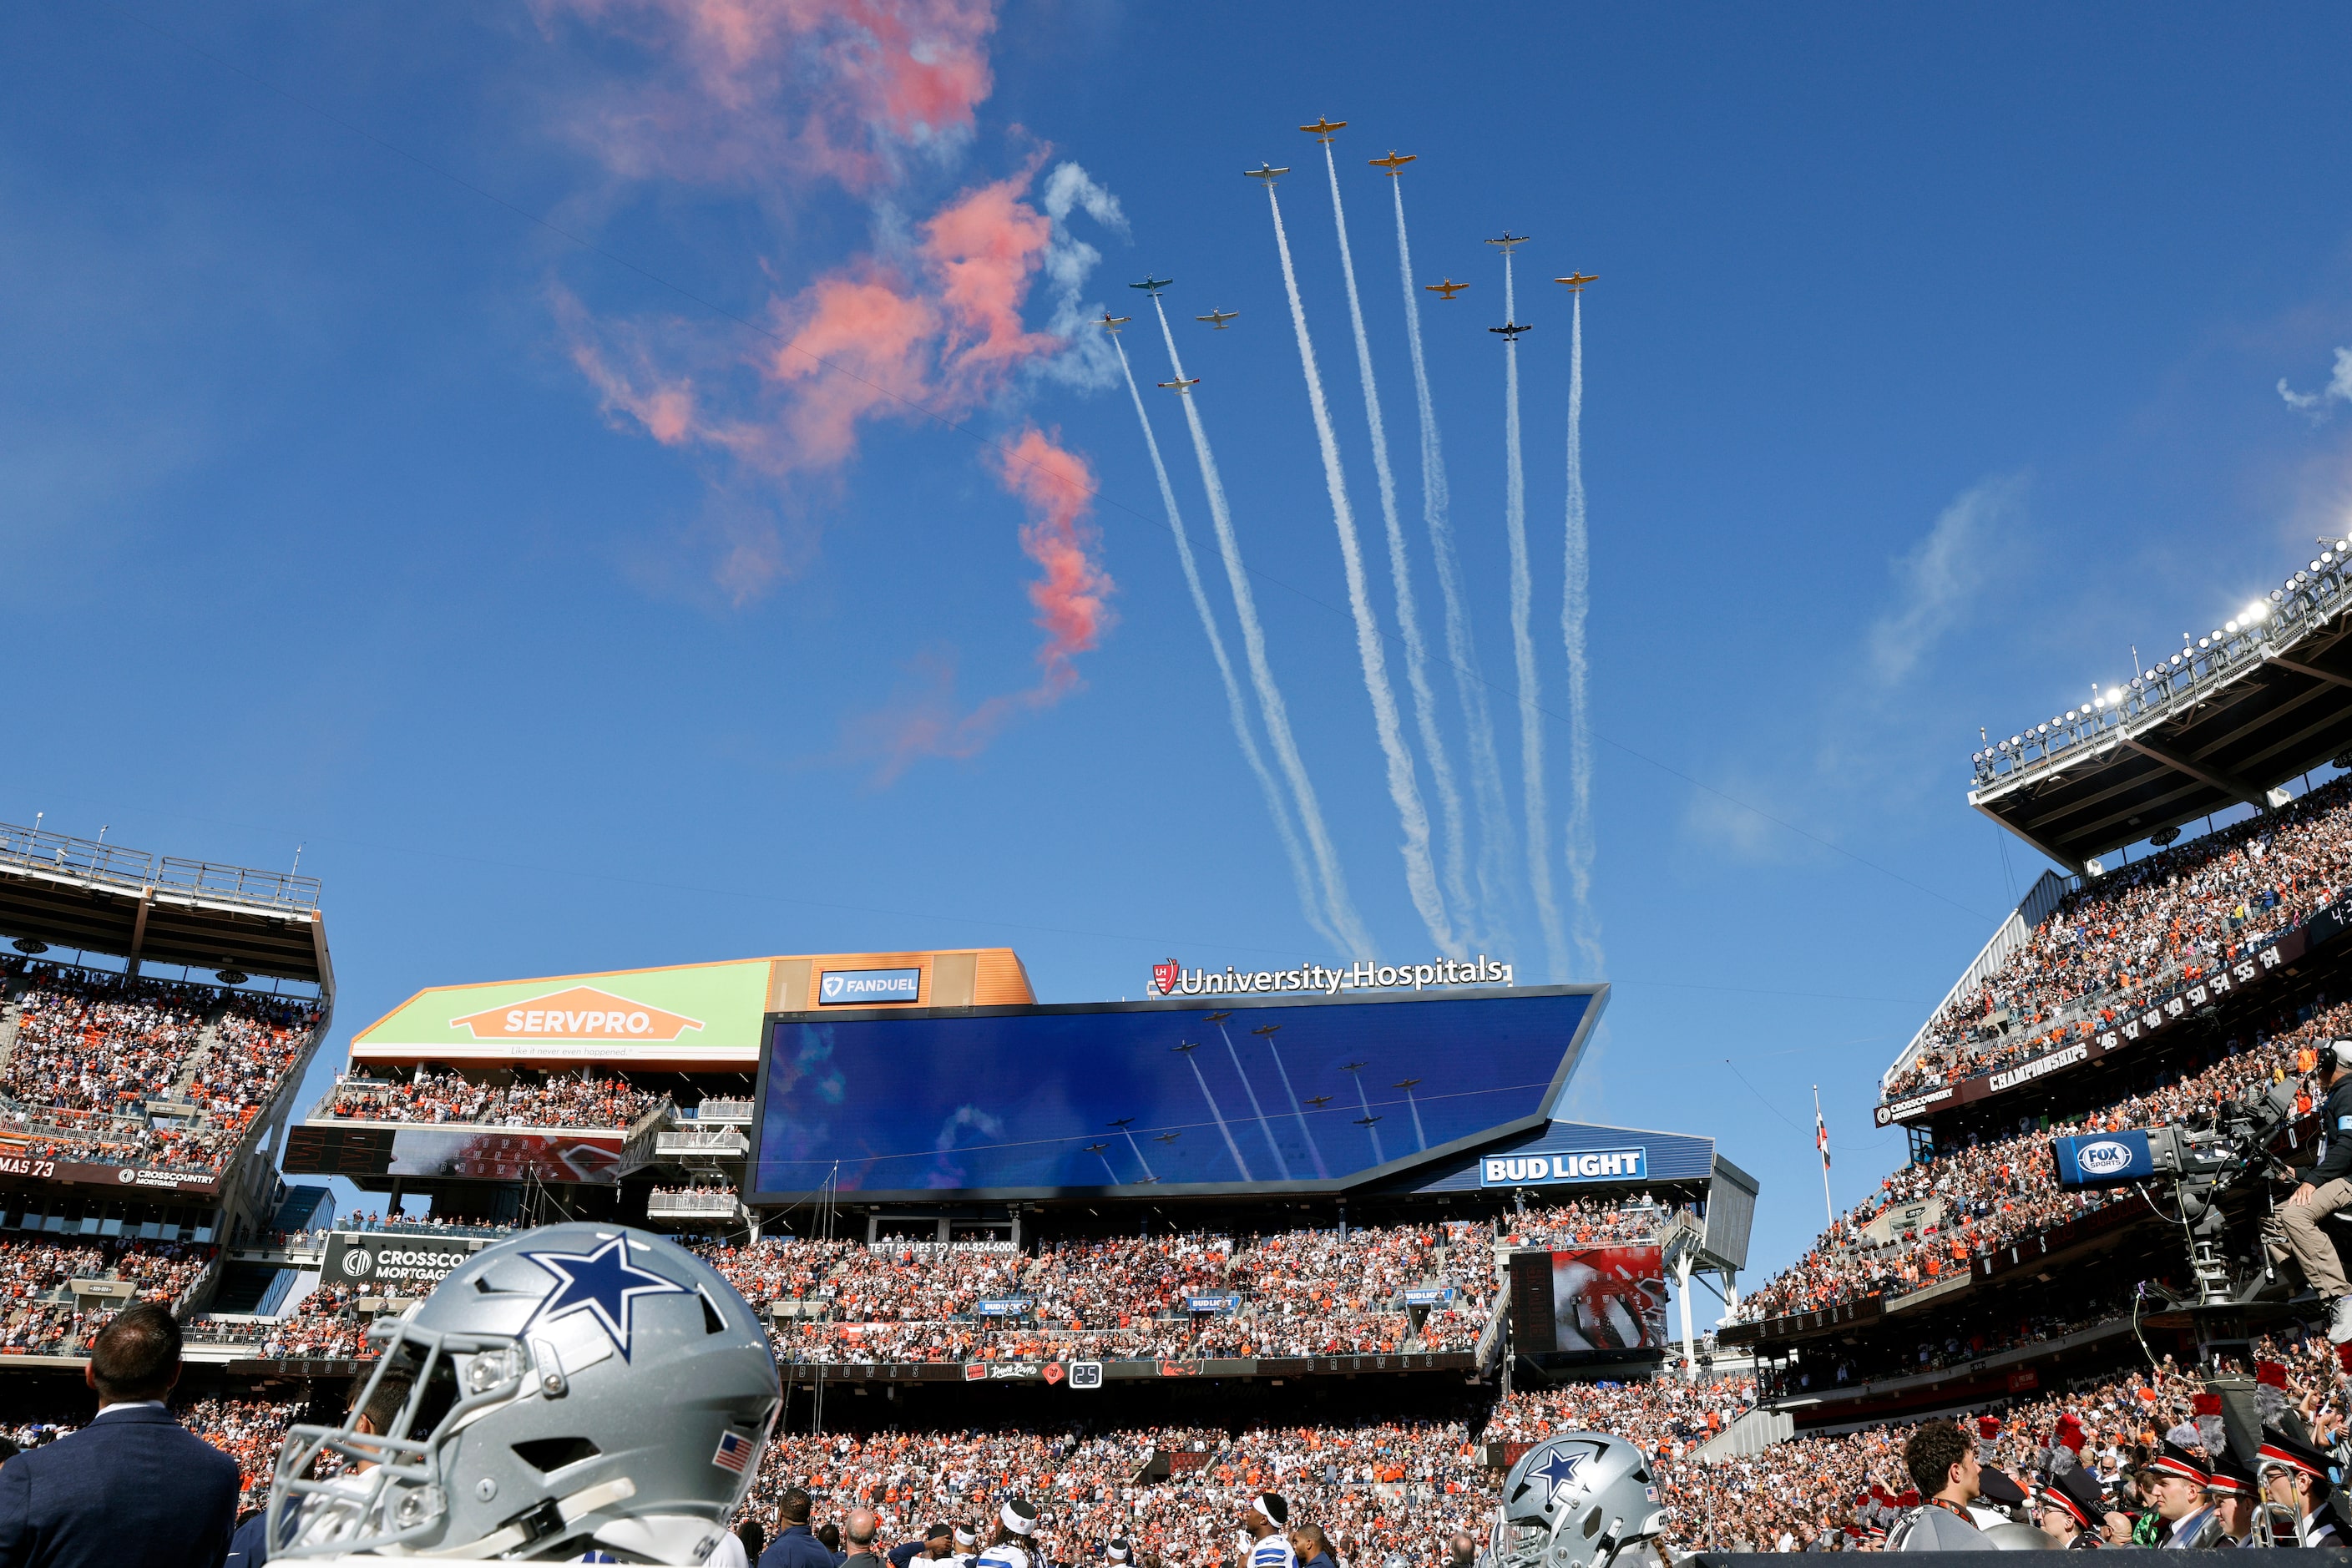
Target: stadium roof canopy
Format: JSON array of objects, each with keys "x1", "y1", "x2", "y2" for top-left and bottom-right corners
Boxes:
[
  {"x1": 0, "y1": 820, "x2": 329, "y2": 985},
  {"x1": 1968, "y1": 564, "x2": 2352, "y2": 872}
]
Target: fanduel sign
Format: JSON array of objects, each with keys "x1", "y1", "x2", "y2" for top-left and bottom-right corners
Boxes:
[
  {"x1": 1149, "y1": 956, "x2": 1514, "y2": 998},
  {"x1": 1482, "y1": 1150, "x2": 1646, "y2": 1186},
  {"x1": 818, "y1": 968, "x2": 922, "y2": 1005}
]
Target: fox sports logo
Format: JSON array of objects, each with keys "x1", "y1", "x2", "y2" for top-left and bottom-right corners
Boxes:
[{"x1": 2076, "y1": 1140, "x2": 2134, "y2": 1176}]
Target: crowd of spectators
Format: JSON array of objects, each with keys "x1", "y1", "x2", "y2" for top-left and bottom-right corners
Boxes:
[
  {"x1": 0, "y1": 963, "x2": 322, "y2": 1174},
  {"x1": 1739, "y1": 994, "x2": 2352, "y2": 1323},
  {"x1": 691, "y1": 1219, "x2": 1520, "y2": 1364},
  {"x1": 730, "y1": 1323, "x2": 2352, "y2": 1556},
  {"x1": 0, "y1": 1393, "x2": 308, "y2": 1500},
  {"x1": 319, "y1": 1067, "x2": 663, "y2": 1130},
  {"x1": 1884, "y1": 775, "x2": 2352, "y2": 1101}
]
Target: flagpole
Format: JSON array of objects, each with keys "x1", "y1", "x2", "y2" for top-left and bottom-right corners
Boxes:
[{"x1": 1813, "y1": 1085, "x2": 1834, "y2": 1230}]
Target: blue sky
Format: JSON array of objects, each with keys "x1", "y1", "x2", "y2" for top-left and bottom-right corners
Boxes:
[{"x1": 5, "y1": 3, "x2": 2352, "y2": 1281}]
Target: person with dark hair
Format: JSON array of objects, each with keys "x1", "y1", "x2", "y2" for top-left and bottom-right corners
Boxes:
[
  {"x1": 1239, "y1": 1493, "x2": 1295, "y2": 1568},
  {"x1": 1893, "y1": 1424, "x2": 1992, "y2": 1550},
  {"x1": 888, "y1": 1521, "x2": 953, "y2": 1568},
  {"x1": 0, "y1": 1303, "x2": 238, "y2": 1567},
  {"x1": 974, "y1": 1499, "x2": 1039, "y2": 1568},
  {"x1": 225, "y1": 1367, "x2": 415, "y2": 1567},
  {"x1": 1291, "y1": 1524, "x2": 1334, "y2": 1568},
  {"x1": 761, "y1": 1487, "x2": 837, "y2": 1568}
]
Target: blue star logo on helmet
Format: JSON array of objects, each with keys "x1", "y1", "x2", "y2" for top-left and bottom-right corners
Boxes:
[
  {"x1": 520, "y1": 1235, "x2": 690, "y2": 1360},
  {"x1": 1525, "y1": 1445, "x2": 1586, "y2": 1502}
]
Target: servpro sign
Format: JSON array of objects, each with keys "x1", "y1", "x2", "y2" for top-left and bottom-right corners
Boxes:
[
  {"x1": 449, "y1": 987, "x2": 704, "y2": 1043},
  {"x1": 352, "y1": 959, "x2": 771, "y2": 1066}
]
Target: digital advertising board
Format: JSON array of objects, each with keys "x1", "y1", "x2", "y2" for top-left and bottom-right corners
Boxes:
[
  {"x1": 1507, "y1": 1245, "x2": 1670, "y2": 1358},
  {"x1": 347, "y1": 959, "x2": 776, "y2": 1068},
  {"x1": 284, "y1": 1125, "x2": 625, "y2": 1186},
  {"x1": 747, "y1": 987, "x2": 1601, "y2": 1201}
]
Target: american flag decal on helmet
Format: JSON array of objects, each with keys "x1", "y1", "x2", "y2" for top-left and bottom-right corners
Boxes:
[{"x1": 713, "y1": 1430, "x2": 756, "y2": 1474}]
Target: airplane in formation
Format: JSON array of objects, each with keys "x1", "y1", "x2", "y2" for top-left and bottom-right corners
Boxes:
[
  {"x1": 1243, "y1": 162, "x2": 1287, "y2": 186},
  {"x1": 1486, "y1": 232, "x2": 1530, "y2": 254},
  {"x1": 1130, "y1": 275, "x2": 1174, "y2": 296},
  {"x1": 1424, "y1": 278, "x2": 1468, "y2": 301},
  {"x1": 1301, "y1": 1095, "x2": 1335, "y2": 1110},
  {"x1": 1555, "y1": 272, "x2": 1598, "y2": 293},
  {"x1": 1154, "y1": 1131, "x2": 1181, "y2": 1146},
  {"x1": 1196, "y1": 308, "x2": 1237, "y2": 330},
  {"x1": 1368, "y1": 149, "x2": 1415, "y2": 175},
  {"x1": 1156, "y1": 373, "x2": 1201, "y2": 393},
  {"x1": 1206, "y1": 1011, "x2": 1233, "y2": 1024},
  {"x1": 1096, "y1": 311, "x2": 1130, "y2": 335},
  {"x1": 1299, "y1": 116, "x2": 1347, "y2": 142},
  {"x1": 1490, "y1": 321, "x2": 1534, "y2": 341}
]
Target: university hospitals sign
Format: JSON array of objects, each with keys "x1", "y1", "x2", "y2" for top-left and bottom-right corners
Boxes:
[{"x1": 1149, "y1": 956, "x2": 1514, "y2": 998}]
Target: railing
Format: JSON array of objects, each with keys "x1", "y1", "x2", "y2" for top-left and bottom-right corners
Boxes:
[
  {"x1": 0, "y1": 822, "x2": 321, "y2": 913},
  {"x1": 1970, "y1": 549, "x2": 2348, "y2": 792},
  {"x1": 694, "y1": 1097, "x2": 755, "y2": 1125},
  {"x1": 649, "y1": 1188, "x2": 741, "y2": 1217},
  {"x1": 655, "y1": 1127, "x2": 749, "y2": 1157}
]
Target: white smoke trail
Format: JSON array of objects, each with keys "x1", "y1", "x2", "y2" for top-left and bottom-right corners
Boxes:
[
  {"x1": 1115, "y1": 336, "x2": 1341, "y2": 953},
  {"x1": 1389, "y1": 173, "x2": 1518, "y2": 949},
  {"x1": 1501, "y1": 251, "x2": 1570, "y2": 979},
  {"x1": 1151, "y1": 297, "x2": 1375, "y2": 954},
  {"x1": 1561, "y1": 291, "x2": 1602, "y2": 976},
  {"x1": 1322, "y1": 146, "x2": 1470, "y2": 960},
  {"x1": 1262, "y1": 182, "x2": 1455, "y2": 954}
]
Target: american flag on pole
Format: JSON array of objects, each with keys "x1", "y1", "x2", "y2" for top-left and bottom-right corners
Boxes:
[
  {"x1": 1816, "y1": 1106, "x2": 1830, "y2": 1169},
  {"x1": 712, "y1": 1431, "x2": 757, "y2": 1474}
]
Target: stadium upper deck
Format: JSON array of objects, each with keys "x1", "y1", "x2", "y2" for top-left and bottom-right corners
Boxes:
[
  {"x1": 0, "y1": 820, "x2": 331, "y2": 1350},
  {"x1": 1969, "y1": 535, "x2": 2352, "y2": 871}
]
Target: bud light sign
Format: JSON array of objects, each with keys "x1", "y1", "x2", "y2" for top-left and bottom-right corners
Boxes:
[
  {"x1": 817, "y1": 968, "x2": 922, "y2": 1005},
  {"x1": 2051, "y1": 1129, "x2": 2156, "y2": 1188},
  {"x1": 1482, "y1": 1149, "x2": 1646, "y2": 1186}
]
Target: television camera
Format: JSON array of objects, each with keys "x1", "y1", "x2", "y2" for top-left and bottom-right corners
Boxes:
[{"x1": 2050, "y1": 1077, "x2": 2304, "y2": 1308}]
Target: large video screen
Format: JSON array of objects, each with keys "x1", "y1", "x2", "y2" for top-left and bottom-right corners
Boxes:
[
  {"x1": 1508, "y1": 1245, "x2": 1669, "y2": 1357},
  {"x1": 748, "y1": 989, "x2": 1596, "y2": 1200}
]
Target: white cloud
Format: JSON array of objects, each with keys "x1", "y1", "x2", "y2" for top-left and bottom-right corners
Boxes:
[
  {"x1": 2279, "y1": 346, "x2": 2352, "y2": 421},
  {"x1": 1864, "y1": 473, "x2": 2026, "y2": 688},
  {"x1": 1032, "y1": 161, "x2": 1127, "y2": 392}
]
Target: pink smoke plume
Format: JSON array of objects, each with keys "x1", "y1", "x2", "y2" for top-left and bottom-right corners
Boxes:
[
  {"x1": 849, "y1": 427, "x2": 1112, "y2": 781},
  {"x1": 569, "y1": 169, "x2": 1063, "y2": 477},
  {"x1": 536, "y1": 0, "x2": 997, "y2": 191}
]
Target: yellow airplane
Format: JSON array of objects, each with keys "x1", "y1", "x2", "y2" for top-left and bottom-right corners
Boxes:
[
  {"x1": 1097, "y1": 311, "x2": 1131, "y2": 334},
  {"x1": 1368, "y1": 149, "x2": 1415, "y2": 176},
  {"x1": 1299, "y1": 116, "x2": 1347, "y2": 142},
  {"x1": 1424, "y1": 278, "x2": 1468, "y2": 301},
  {"x1": 1554, "y1": 272, "x2": 1598, "y2": 293},
  {"x1": 1156, "y1": 373, "x2": 1201, "y2": 394},
  {"x1": 1196, "y1": 308, "x2": 1237, "y2": 330},
  {"x1": 1243, "y1": 162, "x2": 1288, "y2": 186},
  {"x1": 1485, "y1": 232, "x2": 1530, "y2": 254}
]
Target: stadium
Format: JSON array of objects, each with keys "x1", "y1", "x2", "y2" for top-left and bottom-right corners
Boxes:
[
  {"x1": 9, "y1": 538, "x2": 2352, "y2": 1557},
  {"x1": 11, "y1": 543, "x2": 2352, "y2": 1559}
]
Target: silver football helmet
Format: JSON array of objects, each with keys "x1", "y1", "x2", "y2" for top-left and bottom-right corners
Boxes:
[
  {"x1": 1491, "y1": 1433, "x2": 1669, "y2": 1568},
  {"x1": 267, "y1": 1222, "x2": 780, "y2": 1562}
]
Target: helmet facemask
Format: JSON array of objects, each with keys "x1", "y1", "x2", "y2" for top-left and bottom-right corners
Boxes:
[{"x1": 269, "y1": 1317, "x2": 561, "y2": 1557}]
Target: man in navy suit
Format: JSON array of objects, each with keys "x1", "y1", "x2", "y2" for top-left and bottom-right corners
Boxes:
[{"x1": 0, "y1": 1302, "x2": 239, "y2": 1568}]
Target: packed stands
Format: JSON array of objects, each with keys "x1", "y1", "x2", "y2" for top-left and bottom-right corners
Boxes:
[
  {"x1": 1738, "y1": 994, "x2": 2345, "y2": 1323},
  {"x1": 0, "y1": 1394, "x2": 307, "y2": 1500},
  {"x1": 0, "y1": 963, "x2": 322, "y2": 1173},
  {"x1": 0, "y1": 1236, "x2": 214, "y2": 1353},
  {"x1": 319, "y1": 1067, "x2": 663, "y2": 1130},
  {"x1": 694, "y1": 1218, "x2": 1515, "y2": 1363},
  {"x1": 728, "y1": 1324, "x2": 2347, "y2": 1555},
  {"x1": 1884, "y1": 775, "x2": 2352, "y2": 1101}
]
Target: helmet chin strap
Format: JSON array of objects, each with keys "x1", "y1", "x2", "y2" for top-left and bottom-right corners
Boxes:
[{"x1": 413, "y1": 1476, "x2": 639, "y2": 1559}]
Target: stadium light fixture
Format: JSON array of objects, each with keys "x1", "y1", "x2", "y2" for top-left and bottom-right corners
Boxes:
[
  {"x1": 2247, "y1": 601, "x2": 2270, "y2": 622},
  {"x1": 2106, "y1": 687, "x2": 2121, "y2": 705},
  {"x1": 2272, "y1": 589, "x2": 2285, "y2": 602}
]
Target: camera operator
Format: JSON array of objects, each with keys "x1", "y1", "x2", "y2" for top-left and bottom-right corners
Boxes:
[{"x1": 2261, "y1": 1039, "x2": 2352, "y2": 1343}]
